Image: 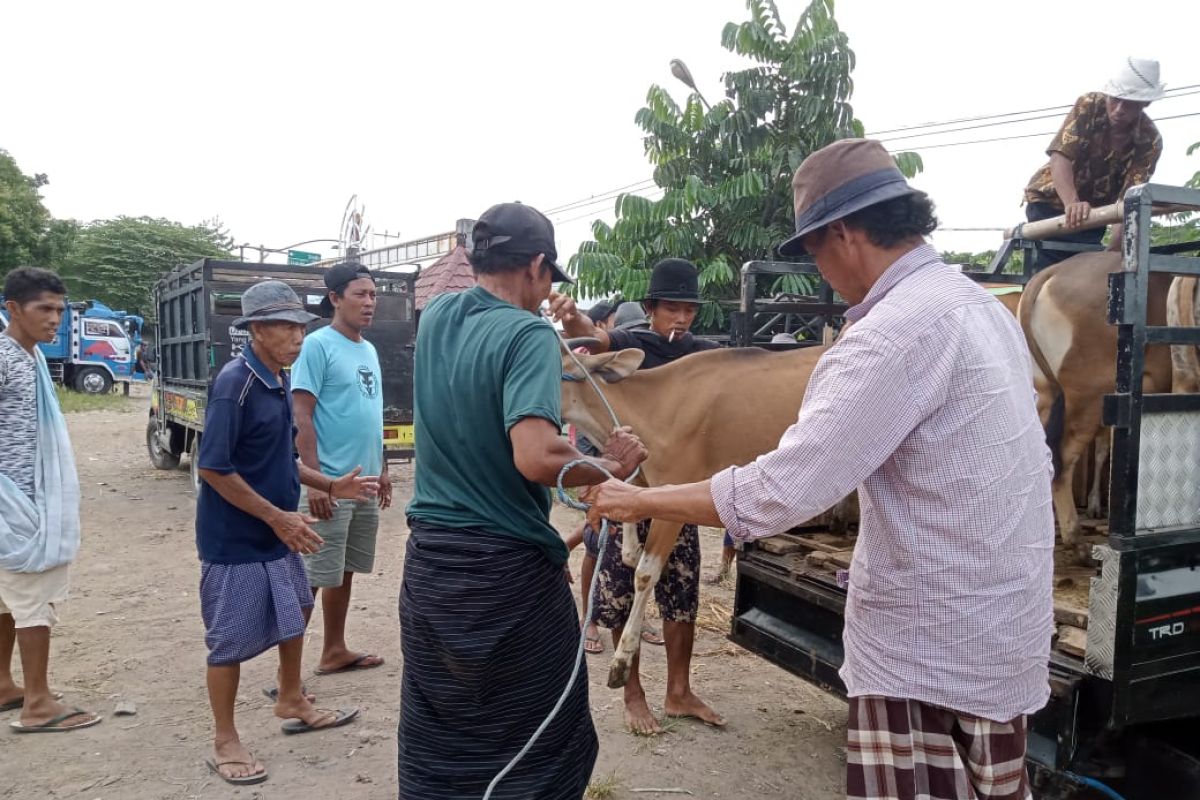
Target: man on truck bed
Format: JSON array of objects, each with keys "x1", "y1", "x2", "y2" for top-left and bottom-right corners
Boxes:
[
  {"x1": 1023, "y1": 56, "x2": 1165, "y2": 270},
  {"x1": 291, "y1": 261, "x2": 390, "y2": 676},
  {"x1": 586, "y1": 139, "x2": 1055, "y2": 800},
  {"x1": 195, "y1": 280, "x2": 378, "y2": 786}
]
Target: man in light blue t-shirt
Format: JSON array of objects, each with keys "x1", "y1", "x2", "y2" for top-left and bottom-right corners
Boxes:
[{"x1": 291, "y1": 262, "x2": 390, "y2": 676}]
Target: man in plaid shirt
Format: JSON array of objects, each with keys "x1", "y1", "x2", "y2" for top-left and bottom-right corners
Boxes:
[{"x1": 586, "y1": 138, "x2": 1055, "y2": 800}]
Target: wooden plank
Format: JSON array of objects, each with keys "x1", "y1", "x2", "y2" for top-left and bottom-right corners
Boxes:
[
  {"x1": 757, "y1": 535, "x2": 804, "y2": 555},
  {"x1": 1054, "y1": 603, "x2": 1089, "y2": 630},
  {"x1": 1056, "y1": 625, "x2": 1088, "y2": 658}
]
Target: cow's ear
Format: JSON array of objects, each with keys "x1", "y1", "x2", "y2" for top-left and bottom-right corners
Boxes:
[{"x1": 593, "y1": 348, "x2": 645, "y2": 382}]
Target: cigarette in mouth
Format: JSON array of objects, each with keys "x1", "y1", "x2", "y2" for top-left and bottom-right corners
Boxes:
[{"x1": 668, "y1": 330, "x2": 676, "y2": 343}]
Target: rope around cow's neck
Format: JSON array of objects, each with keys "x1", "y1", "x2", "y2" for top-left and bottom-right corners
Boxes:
[{"x1": 482, "y1": 460, "x2": 618, "y2": 800}]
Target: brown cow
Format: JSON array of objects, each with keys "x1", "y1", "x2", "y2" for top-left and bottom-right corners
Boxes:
[
  {"x1": 1017, "y1": 251, "x2": 1172, "y2": 546},
  {"x1": 1168, "y1": 276, "x2": 1200, "y2": 392},
  {"x1": 560, "y1": 344, "x2": 836, "y2": 688}
]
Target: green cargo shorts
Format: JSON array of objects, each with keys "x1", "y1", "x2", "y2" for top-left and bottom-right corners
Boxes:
[{"x1": 300, "y1": 492, "x2": 380, "y2": 588}]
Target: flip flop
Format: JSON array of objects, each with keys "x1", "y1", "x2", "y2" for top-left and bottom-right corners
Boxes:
[
  {"x1": 10, "y1": 707, "x2": 101, "y2": 733},
  {"x1": 206, "y1": 757, "x2": 269, "y2": 786},
  {"x1": 0, "y1": 691, "x2": 65, "y2": 712},
  {"x1": 584, "y1": 634, "x2": 604, "y2": 655},
  {"x1": 315, "y1": 653, "x2": 384, "y2": 675},
  {"x1": 641, "y1": 628, "x2": 665, "y2": 646},
  {"x1": 262, "y1": 685, "x2": 313, "y2": 702},
  {"x1": 281, "y1": 707, "x2": 359, "y2": 735}
]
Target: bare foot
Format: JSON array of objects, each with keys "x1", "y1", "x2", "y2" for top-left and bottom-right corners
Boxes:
[
  {"x1": 624, "y1": 689, "x2": 663, "y2": 736},
  {"x1": 706, "y1": 566, "x2": 731, "y2": 585},
  {"x1": 665, "y1": 690, "x2": 726, "y2": 727},
  {"x1": 211, "y1": 736, "x2": 266, "y2": 783},
  {"x1": 0, "y1": 681, "x2": 23, "y2": 709}
]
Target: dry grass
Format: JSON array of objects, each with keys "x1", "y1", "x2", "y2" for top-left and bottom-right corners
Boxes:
[
  {"x1": 585, "y1": 771, "x2": 622, "y2": 799},
  {"x1": 55, "y1": 386, "x2": 137, "y2": 414},
  {"x1": 695, "y1": 599, "x2": 732, "y2": 634}
]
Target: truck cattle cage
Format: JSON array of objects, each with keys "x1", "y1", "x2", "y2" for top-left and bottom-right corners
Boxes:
[
  {"x1": 727, "y1": 183, "x2": 1200, "y2": 798},
  {"x1": 147, "y1": 258, "x2": 416, "y2": 489}
]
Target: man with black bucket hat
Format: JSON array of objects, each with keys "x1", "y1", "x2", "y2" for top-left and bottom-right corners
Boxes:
[
  {"x1": 584, "y1": 139, "x2": 1054, "y2": 800},
  {"x1": 399, "y1": 202, "x2": 648, "y2": 798},
  {"x1": 551, "y1": 257, "x2": 725, "y2": 735}
]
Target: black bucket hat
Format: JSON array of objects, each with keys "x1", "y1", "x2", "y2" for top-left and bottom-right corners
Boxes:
[
  {"x1": 320, "y1": 261, "x2": 374, "y2": 315},
  {"x1": 643, "y1": 258, "x2": 702, "y2": 304}
]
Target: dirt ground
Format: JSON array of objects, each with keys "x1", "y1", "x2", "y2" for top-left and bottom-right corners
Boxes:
[{"x1": 0, "y1": 397, "x2": 849, "y2": 800}]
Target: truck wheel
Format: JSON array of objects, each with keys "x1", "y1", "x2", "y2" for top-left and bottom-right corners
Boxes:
[
  {"x1": 189, "y1": 435, "x2": 202, "y2": 494},
  {"x1": 146, "y1": 419, "x2": 181, "y2": 470},
  {"x1": 73, "y1": 367, "x2": 112, "y2": 395}
]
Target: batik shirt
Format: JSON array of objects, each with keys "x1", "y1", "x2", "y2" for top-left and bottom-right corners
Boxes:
[{"x1": 1024, "y1": 92, "x2": 1162, "y2": 209}]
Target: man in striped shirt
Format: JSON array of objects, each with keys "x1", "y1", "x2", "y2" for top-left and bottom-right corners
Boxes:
[{"x1": 585, "y1": 139, "x2": 1055, "y2": 800}]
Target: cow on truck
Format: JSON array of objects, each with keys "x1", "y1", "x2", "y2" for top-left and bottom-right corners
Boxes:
[{"x1": 146, "y1": 258, "x2": 415, "y2": 488}]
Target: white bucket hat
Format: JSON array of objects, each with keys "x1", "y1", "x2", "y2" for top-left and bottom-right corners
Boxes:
[{"x1": 1102, "y1": 57, "x2": 1165, "y2": 103}]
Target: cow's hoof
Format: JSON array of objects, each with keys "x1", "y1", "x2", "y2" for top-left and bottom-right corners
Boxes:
[{"x1": 607, "y1": 659, "x2": 631, "y2": 689}]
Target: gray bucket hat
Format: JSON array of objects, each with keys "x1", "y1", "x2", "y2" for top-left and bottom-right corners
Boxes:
[
  {"x1": 232, "y1": 280, "x2": 319, "y2": 329},
  {"x1": 612, "y1": 301, "x2": 648, "y2": 331}
]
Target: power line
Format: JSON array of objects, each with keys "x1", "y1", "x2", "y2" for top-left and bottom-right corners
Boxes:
[
  {"x1": 542, "y1": 87, "x2": 1200, "y2": 228},
  {"x1": 865, "y1": 83, "x2": 1200, "y2": 137},
  {"x1": 897, "y1": 109, "x2": 1200, "y2": 153},
  {"x1": 542, "y1": 179, "x2": 656, "y2": 215},
  {"x1": 554, "y1": 189, "x2": 665, "y2": 226}
]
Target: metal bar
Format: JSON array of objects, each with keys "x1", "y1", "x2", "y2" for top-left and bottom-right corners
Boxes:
[
  {"x1": 1145, "y1": 326, "x2": 1200, "y2": 345},
  {"x1": 1147, "y1": 254, "x2": 1200, "y2": 275}
]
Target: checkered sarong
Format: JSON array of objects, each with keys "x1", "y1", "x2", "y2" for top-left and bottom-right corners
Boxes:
[{"x1": 846, "y1": 696, "x2": 1032, "y2": 800}]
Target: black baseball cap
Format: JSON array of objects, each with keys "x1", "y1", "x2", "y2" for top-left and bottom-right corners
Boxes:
[
  {"x1": 320, "y1": 261, "x2": 374, "y2": 315},
  {"x1": 472, "y1": 202, "x2": 572, "y2": 283}
]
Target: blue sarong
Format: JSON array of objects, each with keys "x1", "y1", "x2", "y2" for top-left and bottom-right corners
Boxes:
[
  {"x1": 0, "y1": 349, "x2": 80, "y2": 573},
  {"x1": 199, "y1": 552, "x2": 314, "y2": 666}
]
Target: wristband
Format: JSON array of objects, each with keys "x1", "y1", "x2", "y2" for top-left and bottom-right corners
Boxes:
[{"x1": 327, "y1": 478, "x2": 334, "y2": 495}]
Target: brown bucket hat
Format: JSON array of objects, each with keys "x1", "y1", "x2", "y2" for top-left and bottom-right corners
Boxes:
[{"x1": 778, "y1": 138, "x2": 924, "y2": 257}]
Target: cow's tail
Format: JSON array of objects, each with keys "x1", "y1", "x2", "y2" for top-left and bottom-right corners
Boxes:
[{"x1": 1019, "y1": 271, "x2": 1066, "y2": 476}]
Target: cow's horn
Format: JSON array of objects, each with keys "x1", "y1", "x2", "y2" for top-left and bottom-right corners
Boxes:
[{"x1": 564, "y1": 337, "x2": 602, "y2": 351}]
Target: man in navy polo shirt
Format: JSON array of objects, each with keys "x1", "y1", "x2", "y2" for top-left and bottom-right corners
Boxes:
[{"x1": 195, "y1": 280, "x2": 378, "y2": 786}]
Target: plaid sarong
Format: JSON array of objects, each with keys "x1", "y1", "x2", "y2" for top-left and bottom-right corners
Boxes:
[{"x1": 847, "y1": 696, "x2": 1032, "y2": 800}]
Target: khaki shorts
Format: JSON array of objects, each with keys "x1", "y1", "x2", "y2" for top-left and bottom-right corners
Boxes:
[
  {"x1": 300, "y1": 493, "x2": 380, "y2": 588},
  {"x1": 0, "y1": 564, "x2": 70, "y2": 628}
]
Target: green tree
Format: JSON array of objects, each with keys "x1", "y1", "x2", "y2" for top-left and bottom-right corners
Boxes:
[
  {"x1": 60, "y1": 216, "x2": 233, "y2": 313},
  {"x1": 568, "y1": 0, "x2": 921, "y2": 328},
  {"x1": 0, "y1": 149, "x2": 52, "y2": 276}
]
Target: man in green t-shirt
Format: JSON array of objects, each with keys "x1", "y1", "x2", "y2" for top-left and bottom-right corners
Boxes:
[{"x1": 399, "y1": 202, "x2": 647, "y2": 798}]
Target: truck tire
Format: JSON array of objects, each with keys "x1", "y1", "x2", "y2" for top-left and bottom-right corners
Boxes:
[
  {"x1": 189, "y1": 435, "x2": 202, "y2": 494},
  {"x1": 73, "y1": 367, "x2": 113, "y2": 395},
  {"x1": 146, "y1": 419, "x2": 181, "y2": 470}
]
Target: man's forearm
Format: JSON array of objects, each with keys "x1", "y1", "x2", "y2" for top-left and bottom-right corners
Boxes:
[
  {"x1": 298, "y1": 462, "x2": 334, "y2": 491},
  {"x1": 199, "y1": 470, "x2": 284, "y2": 527},
  {"x1": 1049, "y1": 153, "x2": 1080, "y2": 205},
  {"x1": 294, "y1": 417, "x2": 321, "y2": 472},
  {"x1": 552, "y1": 438, "x2": 627, "y2": 487},
  {"x1": 635, "y1": 481, "x2": 723, "y2": 527}
]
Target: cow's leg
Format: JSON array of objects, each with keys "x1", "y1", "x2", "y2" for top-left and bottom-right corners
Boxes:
[
  {"x1": 1055, "y1": 396, "x2": 1103, "y2": 551},
  {"x1": 621, "y1": 521, "x2": 642, "y2": 568},
  {"x1": 1086, "y1": 430, "x2": 1110, "y2": 520},
  {"x1": 609, "y1": 520, "x2": 684, "y2": 690}
]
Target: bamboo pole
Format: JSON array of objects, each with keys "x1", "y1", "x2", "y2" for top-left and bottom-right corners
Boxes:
[{"x1": 1004, "y1": 202, "x2": 1179, "y2": 241}]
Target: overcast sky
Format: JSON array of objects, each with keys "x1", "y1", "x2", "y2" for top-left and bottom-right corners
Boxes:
[{"x1": 3, "y1": 0, "x2": 1197, "y2": 268}]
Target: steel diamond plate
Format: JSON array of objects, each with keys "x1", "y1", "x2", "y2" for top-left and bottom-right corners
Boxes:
[{"x1": 1136, "y1": 411, "x2": 1200, "y2": 531}]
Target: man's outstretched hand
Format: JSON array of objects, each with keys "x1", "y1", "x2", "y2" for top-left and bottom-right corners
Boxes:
[
  {"x1": 582, "y1": 479, "x2": 647, "y2": 529},
  {"x1": 331, "y1": 466, "x2": 380, "y2": 503}
]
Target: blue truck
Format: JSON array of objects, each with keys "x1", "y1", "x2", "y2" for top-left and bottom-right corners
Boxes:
[{"x1": 0, "y1": 297, "x2": 146, "y2": 394}]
